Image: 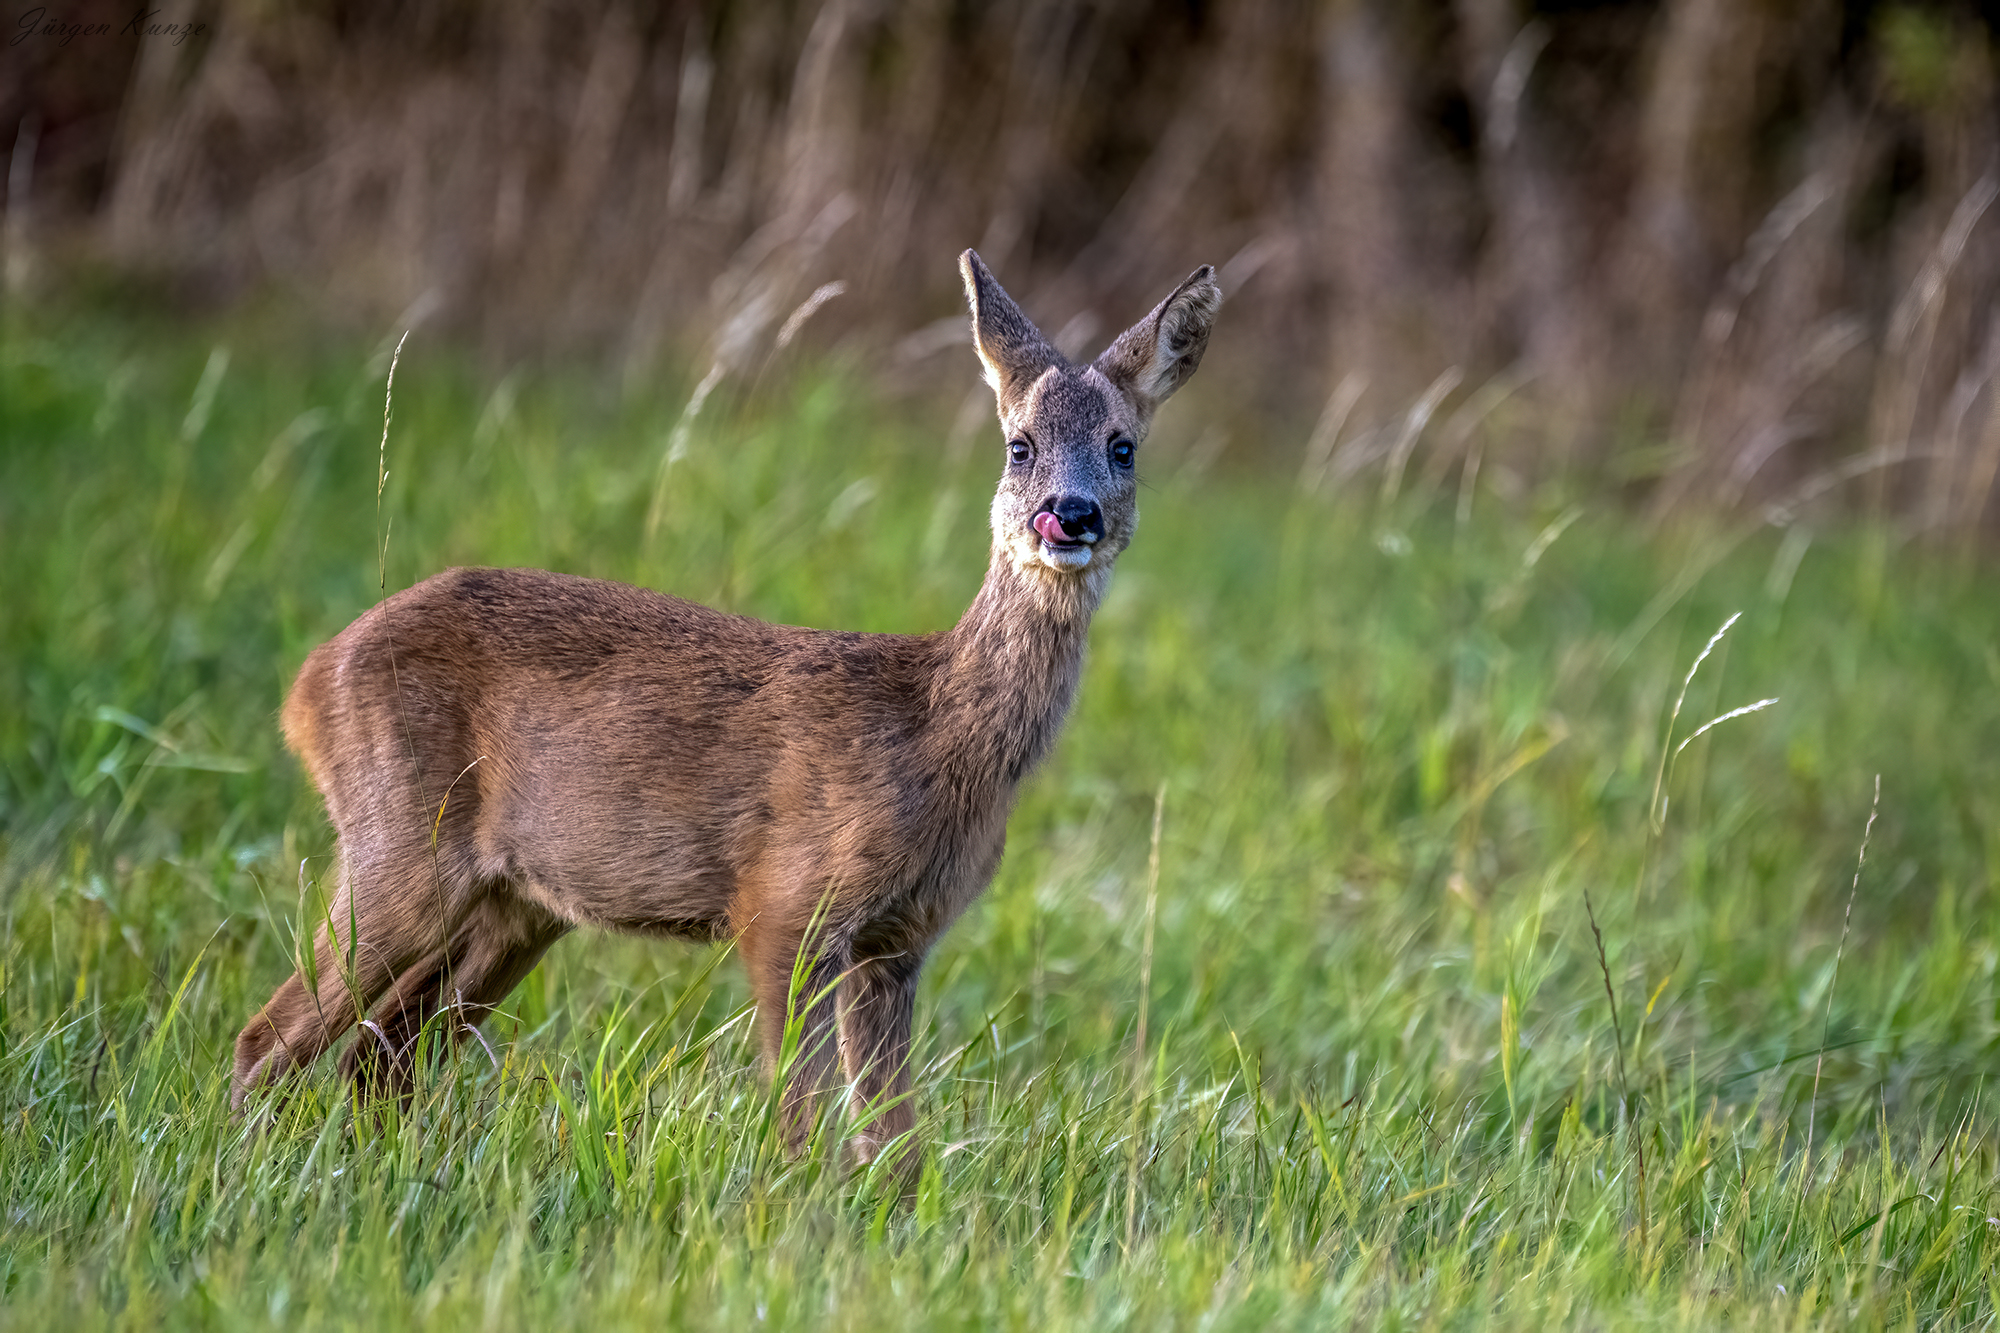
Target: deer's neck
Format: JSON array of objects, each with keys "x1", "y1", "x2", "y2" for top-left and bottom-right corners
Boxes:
[{"x1": 934, "y1": 549, "x2": 1108, "y2": 789}]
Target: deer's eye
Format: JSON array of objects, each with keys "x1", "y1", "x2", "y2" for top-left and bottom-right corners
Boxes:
[
  {"x1": 1110, "y1": 439, "x2": 1135, "y2": 469},
  {"x1": 1008, "y1": 439, "x2": 1032, "y2": 465}
]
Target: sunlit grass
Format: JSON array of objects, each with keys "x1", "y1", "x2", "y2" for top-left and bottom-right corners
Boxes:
[{"x1": 1, "y1": 305, "x2": 1997, "y2": 1328}]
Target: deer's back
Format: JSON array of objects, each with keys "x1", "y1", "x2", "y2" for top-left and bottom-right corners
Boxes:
[{"x1": 284, "y1": 567, "x2": 964, "y2": 937}]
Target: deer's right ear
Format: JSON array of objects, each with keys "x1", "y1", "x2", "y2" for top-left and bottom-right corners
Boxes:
[{"x1": 961, "y1": 250, "x2": 1057, "y2": 402}]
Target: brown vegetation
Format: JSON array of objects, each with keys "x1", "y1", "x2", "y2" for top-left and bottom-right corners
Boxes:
[{"x1": 6, "y1": 0, "x2": 2000, "y2": 526}]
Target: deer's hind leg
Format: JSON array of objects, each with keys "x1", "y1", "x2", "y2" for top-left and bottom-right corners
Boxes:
[
  {"x1": 231, "y1": 843, "x2": 479, "y2": 1110},
  {"x1": 341, "y1": 889, "x2": 569, "y2": 1096}
]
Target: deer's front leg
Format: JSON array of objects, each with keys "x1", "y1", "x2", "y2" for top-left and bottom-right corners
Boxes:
[
  {"x1": 740, "y1": 915, "x2": 849, "y2": 1155},
  {"x1": 837, "y1": 950, "x2": 923, "y2": 1178}
]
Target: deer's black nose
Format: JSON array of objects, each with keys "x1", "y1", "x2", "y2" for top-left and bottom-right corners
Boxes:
[{"x1": 1050, "y1": 496, "x2": 1104, "y2": 543}]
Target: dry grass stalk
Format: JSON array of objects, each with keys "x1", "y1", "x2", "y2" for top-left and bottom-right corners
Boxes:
[
  {"x1": 1379, "y1": 366, "x2": 1463, "y2": 507},
  {"x1": 1648, "y1": 612, "x2": 1740, "y2": 835},
  {"x1": 1868, "y1": 174, "x2": 1998, "y2": 513},
  {"x1": 1124, "y1": 782, "x2": 1166, "y2": 1249},
  {"x1": 1800, "y1": 773, "x2": 1880, "y2": 1200},
  {"x1": 1298, "y1": 374, "x2": 1367, "y2": 495},
  {"x1": 1584, "y1": 888, "x2": 1647, "y2": 1257},
  {"x1": 375, "y1": 331, "x2": 409, "y2": 593},
  {"x1": 1668, "y1": 174, "x2": 1834, "y2": 479}
]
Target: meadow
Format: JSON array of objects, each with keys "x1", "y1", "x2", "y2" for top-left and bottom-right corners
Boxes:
[{"x1": 1, "y1": 303, "x2": 1997, "y2": 1329}]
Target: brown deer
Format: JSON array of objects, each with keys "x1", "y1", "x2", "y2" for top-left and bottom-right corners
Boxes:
[{"x1": 232, "y1": 251, "x2": 1221, "y2": 1168}]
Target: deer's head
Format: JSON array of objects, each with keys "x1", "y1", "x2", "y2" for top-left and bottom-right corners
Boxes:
[{"x1": 961, "y1": 251, "x2": 1220, "y2": 584}]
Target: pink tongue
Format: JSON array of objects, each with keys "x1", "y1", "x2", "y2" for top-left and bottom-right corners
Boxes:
[{"x1": 1033, "y1": 511, "x2": 1072, "y2": 544}]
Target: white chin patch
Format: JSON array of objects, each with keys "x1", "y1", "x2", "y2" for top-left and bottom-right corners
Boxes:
[{"x1": 1037, "y1": 542, "x2": 1094, "y2": 572}]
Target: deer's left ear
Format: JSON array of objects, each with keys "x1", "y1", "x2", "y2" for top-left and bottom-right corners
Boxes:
[{"x1": 1095, "y1": 266, "x2": 1222, "y2": 409}]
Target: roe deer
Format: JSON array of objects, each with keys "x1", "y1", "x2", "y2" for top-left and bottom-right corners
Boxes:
[{"x1": 232, "y1": 250, "x2": 1221, "y2": 1168}]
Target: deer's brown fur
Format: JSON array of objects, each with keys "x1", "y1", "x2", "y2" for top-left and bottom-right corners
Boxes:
[{"x1": 233, "y1": 251, "x2": 1220, "y2": 1169}]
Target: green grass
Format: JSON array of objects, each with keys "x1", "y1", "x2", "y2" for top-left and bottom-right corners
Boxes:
[{"x1": 2, "y1": 303, "x2": 1997, "y2": 1329}]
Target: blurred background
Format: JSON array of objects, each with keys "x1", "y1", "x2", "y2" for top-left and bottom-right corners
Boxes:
[
  {"x1": 7, "y1": 9, "x2": 2000, "y2": 1320},
  {"x1": 6, "y1": 0, "x2": 2000, "y2": 528}
]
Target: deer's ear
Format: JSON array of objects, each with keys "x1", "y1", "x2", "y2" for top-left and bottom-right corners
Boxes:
[
  {"x1": 1095, "y1": 266, "x2": 1222, "y2": 408},
  {"x1": 961, "y1": 250, "x2": 1057, "y2": 401}
]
